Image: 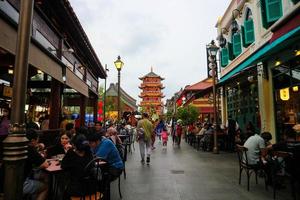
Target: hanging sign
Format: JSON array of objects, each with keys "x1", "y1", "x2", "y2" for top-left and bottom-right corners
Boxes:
[{"x1": 280, "y1": 88, "x2": 290, "y2": 101}]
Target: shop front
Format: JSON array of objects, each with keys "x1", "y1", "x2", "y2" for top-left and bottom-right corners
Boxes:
[{"x1": 272, "y1": 56, "x2": 300, "y2": 141}]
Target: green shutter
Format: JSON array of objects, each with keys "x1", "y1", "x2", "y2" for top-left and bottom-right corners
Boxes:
[
  {"x1": 244, "y1": 19, "x2": 255, "y2": 45},
  {"x1": 241, "y1": 26, "x2": 248, "y2": 48},
  {"x1": 221, "y1": 48, "x2": 229, "y2": 67},
  {"x1": 232, "y1": 33, "x2": 242, "y2": 56},
  {"x1": 265, "y1": 0, "x2": 282, "y2": 23},
  {"x1": 260, "y1": 0, "x2": 269, "y2": 29},
  {"x1": 228, "y1": 42, "x2": 235, "y2": 60}
]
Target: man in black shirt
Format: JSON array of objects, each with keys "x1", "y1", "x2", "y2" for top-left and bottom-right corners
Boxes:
[{"x1": 23, "y1": 129, "x2": 49, "y2": 200}]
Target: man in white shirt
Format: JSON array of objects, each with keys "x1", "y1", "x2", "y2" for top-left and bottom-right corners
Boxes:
[{"x1": 243, "y1": 132, "x2": 272, "y2": 165}]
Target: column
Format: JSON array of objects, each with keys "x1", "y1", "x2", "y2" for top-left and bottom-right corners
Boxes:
[
  {"x1": 257, "y1": 62, "x2": 276, "y2": 143},
  {"x1": 93, "y1": 95, "x2": 98, "y2": 122},
  {"x1": 80, "y1": 94, "x2": 87, "y2": 126},
  {"x1": 221, "y1": 86, "x2": 227, "y2": 126},
  {"x1": 49, "y1": 79, "x2": 61, "y2": 129}
]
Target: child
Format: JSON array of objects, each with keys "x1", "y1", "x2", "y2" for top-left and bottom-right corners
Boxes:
[{"x1": 161, "y1": 127, "x2": 168, "y2": 147}]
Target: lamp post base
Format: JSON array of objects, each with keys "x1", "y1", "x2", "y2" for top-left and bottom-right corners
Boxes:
[{"x1": 212, "y1": 147, "x2": 219, "y2": 154}]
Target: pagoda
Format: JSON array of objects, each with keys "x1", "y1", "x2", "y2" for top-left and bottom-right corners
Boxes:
[{"x1": 139, "y1": 68, "x2": 165, "y2": 115}]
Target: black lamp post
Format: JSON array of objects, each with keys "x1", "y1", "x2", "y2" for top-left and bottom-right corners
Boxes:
[
  {"x1": 114, "y1": 56, "x2": 124, "y2": 122},
  {"x1": 207, "y1": 40, "x2": 219, "y2": 154},
  {"x1": 3, "y1": 1, "x2": 34, "y2": 199}
]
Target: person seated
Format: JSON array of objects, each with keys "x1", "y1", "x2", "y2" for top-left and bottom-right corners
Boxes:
[
  {"x1": 105, "y1": 127, "x2": 122, "y2": 145},
  {"x1": 23, "y1": 129, "x2": 49, "y2": 200},
  {"x1": 87, "y1": 132, "x2": 124, "y2": 182},
  {"x1": 46, "y1": 132, "x2": 72, "y2": 158},
  {"x1": 244, "y1": 132, "x2": 273, "y2": 184},
  {"x1": 61, "y1": 134, "x2": 94, "y2": 198},
  {"x1": 244, "y1": 131, "x2": 272, "y2": 165}
]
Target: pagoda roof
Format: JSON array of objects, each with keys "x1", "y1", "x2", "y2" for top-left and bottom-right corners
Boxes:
[
  {"x1": 139, "y1": 70, "x2": 164, "y2": 80},
  {"x1": 106, "y1": 83, "x2": 138, "y2": 110}
]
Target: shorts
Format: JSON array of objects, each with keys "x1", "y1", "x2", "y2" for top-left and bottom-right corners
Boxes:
[{"x1": 23, "y1": 177, "x2": 46, "y2": 195}]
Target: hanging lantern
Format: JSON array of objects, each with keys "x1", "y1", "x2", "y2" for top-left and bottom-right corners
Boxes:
[
  {"x1": 280, "y1": 88, "x2": 290, "y2": 101},
  {"x1": 292, "y1": 86, "x2": 298, "y2": 92}
]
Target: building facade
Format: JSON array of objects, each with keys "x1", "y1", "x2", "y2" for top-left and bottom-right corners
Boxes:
[
  {"x1": 139, "y1": 69, "x2": 165, "y2": 115},
  {"x1": 0, "y1": 0, "x2": 107, "y2": 128},
  {"x1": 216, "y1": 0, "x2": 300, "y2": 141},
  {"x1": 105, "y1": 83, "x2": 138, "y2": 120}
]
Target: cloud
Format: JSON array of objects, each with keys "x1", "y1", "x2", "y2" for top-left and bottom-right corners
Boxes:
[{"x1": 69, "y1": 0, "x2": 231, "y2": 104}]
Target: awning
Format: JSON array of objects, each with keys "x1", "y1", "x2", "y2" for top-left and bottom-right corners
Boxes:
[{"x1": 220, "y1": 25, "x2": 300, "y2": 83}]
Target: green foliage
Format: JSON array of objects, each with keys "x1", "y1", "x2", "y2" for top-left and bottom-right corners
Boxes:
[{"x1": 176, "y1": 105, "x2": 199, "y2": 125}]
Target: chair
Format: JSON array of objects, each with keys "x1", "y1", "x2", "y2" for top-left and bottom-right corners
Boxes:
[
  {"x1": 270, "y1": 151, "x2": 296, "y2": 200},
  {"x1": 236, "y1": 144, "x2": 266, "y2": 191}
]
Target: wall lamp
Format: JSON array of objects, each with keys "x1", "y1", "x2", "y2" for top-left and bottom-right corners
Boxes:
[
  {"x1": 294, "y1": 46, "x2": 300, "y2": 56},
  {"x1": 231, "y1": 9, "x2": 242, "y2": 34},
  {"x1": 232, "y1": 9, "x2": 242, "y2": 19},
  {"x1": 274, "y1": 57, "x2": 281, "y2": 67},
  {"x1": 47, "y1": 47, "x2": 74, "y2": 53}
]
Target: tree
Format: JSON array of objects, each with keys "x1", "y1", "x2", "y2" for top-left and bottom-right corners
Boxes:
[{"x1": 176, "y1": 105, "x2": 199, "y2": 125}]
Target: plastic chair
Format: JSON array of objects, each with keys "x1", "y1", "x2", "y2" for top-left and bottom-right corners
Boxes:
[{"x1": 236, "y1": 144, "x2": 266, "y2": 191}]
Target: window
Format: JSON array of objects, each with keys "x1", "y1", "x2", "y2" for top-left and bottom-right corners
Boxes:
[
  {"x1": 232, "y1": 33, "x2": 242, "y2": 56},
  {"x1": 221, "y1": 48, "x2": 229, "y2": 67},
  {"x1": 261, "y1": 0, "x2": 283, "y2": 28}
]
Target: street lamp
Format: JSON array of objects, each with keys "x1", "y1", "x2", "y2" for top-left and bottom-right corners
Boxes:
[
  {"x1": 207, "y1": 40, "x2": 219, "y2": 154},
  {"x1": 114, "y1": 55, "x2": 124, "y2": 122}
]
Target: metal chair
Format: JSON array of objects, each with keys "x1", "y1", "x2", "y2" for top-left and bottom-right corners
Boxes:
[
  {"x1": 236, "y1": 144, "x2": 266, "y2": 191},
  {"x1": 68, "y1": 157, "x2": 103, "y2": 200},
  {"x1": 270, "y1": 151, "x2": 296, "y2": 200}
]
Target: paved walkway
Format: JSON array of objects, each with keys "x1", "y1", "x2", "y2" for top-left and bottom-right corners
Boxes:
[{"x1": 111, "y1": 139, "x2": 295, "y2": 200}]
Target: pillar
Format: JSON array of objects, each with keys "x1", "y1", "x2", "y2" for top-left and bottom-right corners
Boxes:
[
  {"x1": 257, "y1": 62, "x2": 276, "y2": 143},
  {"x1": 80, "y1": 94, "x2": 86, "y2": 126},
  {"x1": 93, "y1": 95, "x2": 98, "y2": 123},
  {"x1": 221, "y1": 86, "x2": 228, "y2": 126},
  {"x1": 49, "y1": 79, "x2": 61, "y2": 129}
]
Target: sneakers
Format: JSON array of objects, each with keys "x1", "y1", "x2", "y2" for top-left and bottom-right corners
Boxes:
[
  {"x1": 146, "y1": 157, "x2": 150, "y2": 164},
  {"x1": 141, "y1": 159, "x2": 145, "y2": 164}
]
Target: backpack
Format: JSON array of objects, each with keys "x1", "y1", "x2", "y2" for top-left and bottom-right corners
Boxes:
[{"x1": 136, "y1": 128, "x2": 145, "y2": 141}]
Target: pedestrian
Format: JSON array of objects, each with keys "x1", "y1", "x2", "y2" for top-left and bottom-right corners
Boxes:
[
  {"x1": 161, "y1": 127, "x2": 168, "y2": 149},
  {"x1": 176, "y1": 120, "x2": 183, "y2": 147},
  {"x1": 137, "y1": 113, "x2": 154, "y2": 165},
  {"x1": 225, "y1": 116, "x2": 239, "y2": 152},
  {"x1": 155, "y1": 119, "x2": 165, "y2": 142}
]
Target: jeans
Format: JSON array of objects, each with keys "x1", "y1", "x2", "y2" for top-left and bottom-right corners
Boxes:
[{"x1": 139, "y1": 140, "x2": 151, "y2": 160}]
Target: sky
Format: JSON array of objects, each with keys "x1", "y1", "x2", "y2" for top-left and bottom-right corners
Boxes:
[{"x1": 69, "y1": 0, "x2": 231, "y2": 104}]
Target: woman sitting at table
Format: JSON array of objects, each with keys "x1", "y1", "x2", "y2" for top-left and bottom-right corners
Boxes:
[
  {"x1": 61, "y1": 134, "x2": 94, "y2": 198},
  {"x1": 46, "y1": 132, "x2": 72, "y2": 158}
]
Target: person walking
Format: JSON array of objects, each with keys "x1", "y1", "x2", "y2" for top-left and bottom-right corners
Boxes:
[
  {"x1": 176, "y1": 120, "x2": 183, "y2": 147},
  {"x1": 161, "y1": 127, "x2": 168, "y2": 149},
  {"x1": 137, "y1": 113, "x2": 154, "y2": 165},
  {"x1": 155, "y1": 119, "x2": 165, "y2": 143}
]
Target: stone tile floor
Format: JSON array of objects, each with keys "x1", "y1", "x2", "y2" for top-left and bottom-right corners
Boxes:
[{"x1": 111, "y1": 139, "x2": 298, "y2": 200}]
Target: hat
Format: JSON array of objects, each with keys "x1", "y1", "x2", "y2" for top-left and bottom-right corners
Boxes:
[{"x1": 177, "y1": 119, "x2": 182, "y2": 124}]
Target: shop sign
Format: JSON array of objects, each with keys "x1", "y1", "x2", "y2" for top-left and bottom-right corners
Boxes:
[
  {"x1": 280, "y1": 88, "x2": 290, "y2": 101},
  {"x1": 3, "y1": 86, "x2": 12, "y2": 97}
]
